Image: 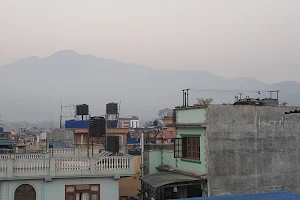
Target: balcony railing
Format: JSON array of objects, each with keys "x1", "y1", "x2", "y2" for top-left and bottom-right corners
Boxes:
[
  {"x1": 0, "y1": 148, "x2": 109, "y2": 159},
  {"x1": 0, "y1": 155, "x2": 134, "y2": 180}
]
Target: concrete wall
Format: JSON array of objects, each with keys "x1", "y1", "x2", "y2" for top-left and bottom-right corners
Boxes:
[
  {"x1": 206, "y1": 105, "x2": 300, "y2": 196},
  {"x1": 148, "y1": 150, "x2": 162, "y2": 174},
  {"x1": 0, "y1": 177, "x2": 119, "y2": 200},
  {"x1": 119, "y1": 156, "x2": 141, "y2": 198},
  {"x1": 176, "y1": 108, "x2": 206, "y2": 124},
  {"x1": 47, "y1": 129, "x2": 74, "y2": 142}
]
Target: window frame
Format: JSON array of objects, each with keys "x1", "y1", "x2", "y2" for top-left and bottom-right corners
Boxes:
[
  {"x1": 65, "y1": 184, "x2": 100, "y2": 200},
  {"x1": 14, "y1": 184, "x2": 36, "y2": 200},
  {"x1": 174, "y1": 137, "x2": 200, "y2": 160}
]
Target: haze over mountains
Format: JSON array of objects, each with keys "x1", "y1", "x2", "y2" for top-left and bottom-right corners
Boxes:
[{"x1": 0, "y1": 50, "x2": 299, "y2": 122}]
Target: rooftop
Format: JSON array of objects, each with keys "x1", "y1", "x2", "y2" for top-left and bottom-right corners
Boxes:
[
  {"x1": 174, "y1": 191, "x2": 300, "y2": 200},
  {"x1": 0, "y1": 148, "x2": 135, "y2": 181}
]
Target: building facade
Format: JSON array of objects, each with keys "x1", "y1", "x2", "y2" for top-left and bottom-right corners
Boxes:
[
  {"x1": 1, "y1": 177, "x2": 118, "y2": 200},
  {"x1": 118, "y1": 116, "x2": 139, "y2": 129},
  {"x1": 144, "y1": 104, "x2": 300, "y2": 199},
  {"x1": 142, "y1": 107, "x2": 207, "y2": 199},
  {"x1": 0, "y1": 149, "x2": 135, "y2": 200},
  {"x1": 205, "y1": 105, "x2": 300, "y2": 196}
]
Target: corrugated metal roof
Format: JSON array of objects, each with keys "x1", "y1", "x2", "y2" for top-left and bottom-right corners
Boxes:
[
  {"x1": 141, "y1": 172, "x2": 200, "y2": 188},
  {"x1": 174, "y1": 191, "x2": 300, "y2": 200}
]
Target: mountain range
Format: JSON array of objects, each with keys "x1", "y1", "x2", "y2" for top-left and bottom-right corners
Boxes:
[{"x1": 0, "y1": 50, "x2": 300, "y2": 122}]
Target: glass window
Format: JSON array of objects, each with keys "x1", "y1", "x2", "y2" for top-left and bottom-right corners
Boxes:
[
  {"x1": 174, "y1": 137, "x2": 200, "y2": 160},
  {"x1": 91, "y1": 186, "x2": 99, "y2": 191},
  {"x1": 65, "y1": 185, "x2": 100, "y2": 200},
  {"x1": 66, "y1": 194, "x2": 74, "y2": 200},
  {"x1": 76, "y1": 193, "x2": 89, "y2": 200},
  {"x1": 91, "y1": 194, "x2": 98, "y2": 200},
  {"x1": 66, "y1": 186, "x2": 75, "y2": 192},
  {"x1": 14, "y1": 184, "x2": 36, "y2": 200}
]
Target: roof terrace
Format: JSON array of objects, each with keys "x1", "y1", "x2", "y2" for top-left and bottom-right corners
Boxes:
[{"x1": 0, "y1": 148, "x2": 135, "y2": 180}]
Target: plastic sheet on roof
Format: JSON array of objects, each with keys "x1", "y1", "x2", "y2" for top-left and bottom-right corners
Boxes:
[{"x1": 172, "y1": 191, "x2": 300, "y2": 200}]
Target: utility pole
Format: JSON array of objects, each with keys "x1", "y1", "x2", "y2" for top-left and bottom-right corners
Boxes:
[
  {"x1": 59, "y1": 101, "x2": 63, "y2": 128},
  {"x1": 91, "y1": 138, "x2": 94, "y2": 157},
  {"x1": 140, "y1": 130, "x2": 144, "y2": 177},
  {"x1": 87, "y1": 134, "x2": 90, "y2": 157}
]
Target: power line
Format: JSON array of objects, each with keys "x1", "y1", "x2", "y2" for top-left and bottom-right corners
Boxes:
[{"x1": 189, "y1": 89, "x2": 281, "y2": 93}]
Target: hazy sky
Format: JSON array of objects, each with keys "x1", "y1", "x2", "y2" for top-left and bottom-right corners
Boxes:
[{"x1": 0, "y1": 0, "x2": 299, "y2": 83}]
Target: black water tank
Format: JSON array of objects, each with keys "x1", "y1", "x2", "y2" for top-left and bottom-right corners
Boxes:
[
  {"x1": 107, "y1": 136, "x2": 119, "y2": 153},
  {"x1": 89, "y1": 116, "x2": 106, "y2": 136},
  {"x1": 259, "y1": 98, "x2": 279, "y2": 107},
  {"x1": 76, "y1": 104, "x2": 89, "y2": 115},
  {"x1": 107, "y1": 120, "x2": 118, "y2": 128},
  {"x1": 106, "y1": 103, "x2": 118, "y2": 115},
  {"x1": 128, "y1": 149, "x2": 141, "y2": 155}
]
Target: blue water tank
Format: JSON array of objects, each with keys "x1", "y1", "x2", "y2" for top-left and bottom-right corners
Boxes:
[
  {"x1": 65, "y1": 120, "x2": 89, "y2": 129},
  {"x1": 0, "y1": 128, "x2": 3, "y2": 133},
  {"x1": 127, "y1": 138, "x2": 140, "y2": 144}
]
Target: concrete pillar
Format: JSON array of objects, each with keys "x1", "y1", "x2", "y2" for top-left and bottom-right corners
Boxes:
[
  {"x1": 49, "y1": 158, "x2": 56, "y2": 176},
  {"x1": 6, "y1": 159, "x2": 13, "y2": 177},
  {"x1": 129, "y1": 156, "x2": 135, "y2": 173},
  {"x1": 74, "y1": 148, "x2": 79, "y2": 157},
  {"x1": 90, "y1": 158, "x2": 95, "y2": 174},
  {"x1": 45, "y1": 153, "x2": 50, "y2": 159}
]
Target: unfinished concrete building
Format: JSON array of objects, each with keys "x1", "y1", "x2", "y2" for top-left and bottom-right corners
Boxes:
[
  {"x1": 206, "y1": 105, "x2": 300, "y2": 195},
  {"x1": 144, "y1": 104, "x2": 300, "y2": 199}
]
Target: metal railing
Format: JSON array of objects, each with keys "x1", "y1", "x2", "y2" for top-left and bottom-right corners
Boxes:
[{"x1": 0, "y1": 155, "x2": 133, "y2": 179}]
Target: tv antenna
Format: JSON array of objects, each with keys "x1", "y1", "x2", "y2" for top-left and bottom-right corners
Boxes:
[{"x1": 59, "y1": 101, "x2": 76, "y2": 128}]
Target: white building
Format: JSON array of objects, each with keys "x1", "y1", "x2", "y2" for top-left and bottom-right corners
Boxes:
[
  {"x1": 118, "y1": 116, "x2": 139, "y2": 128},
  {"x1": 37, "y1": 131, "x2": 47, "y2": 142},
  {"x1": 0, "y1": 149, "x2": 135, "y2": 200},
  {"x1": 129, "y1": 116, "x2": 139, "y2": 128}
]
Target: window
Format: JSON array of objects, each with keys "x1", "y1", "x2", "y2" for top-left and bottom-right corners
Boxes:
[
  {"x1": 65, "y1": 184, "x2": 100, "y2": 200},
  {"x1": 14, "y1": 184, "x2": 36, "y2": 200},
  {"x1": 174, "y1": 137, "x2": 200, "y2": 160}
]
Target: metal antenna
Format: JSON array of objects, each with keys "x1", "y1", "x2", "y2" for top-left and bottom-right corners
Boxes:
[
  {"x1": 119, "y1": 100, "x2": 121, "y2": 117},
  {"x1": 59, "y1": 103, "x2": 76, "y2": 128},
  {"x1": 182, "y1": 90, "x2": 185, "y2": 107},
  {"x1": 237, "y1": 93, "x2": 243, "y2": 100},
  {"x1": 186, "y1": 89, "x2": 190, "y2": 106},
  {"x1": 184, "y1": 92, "x2": 187, "y2": 107},
  {"x1": 59, "y1": 101, "x2": 63, "y2": 128}
]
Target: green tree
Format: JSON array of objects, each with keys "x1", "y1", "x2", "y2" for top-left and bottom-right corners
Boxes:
[{"x1": 158, "y1": 108, "x2": 173, "y2": 119}]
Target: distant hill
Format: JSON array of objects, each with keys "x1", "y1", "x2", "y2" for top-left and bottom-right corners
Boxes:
[{"x1": 0, "y1": 49, "x2": 299, "y2": 121}]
